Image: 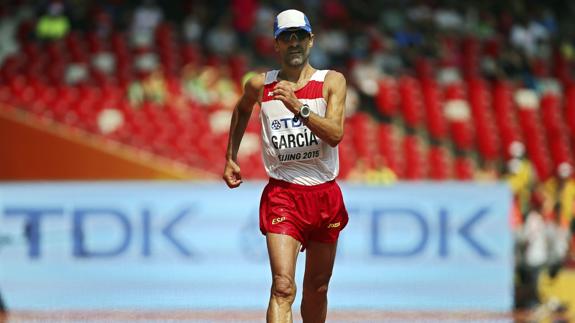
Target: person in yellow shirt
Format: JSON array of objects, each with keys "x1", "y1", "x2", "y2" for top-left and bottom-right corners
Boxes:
[
  {"x1": 142, "y1": 69, "x2": 168, "y2": 105},
  {"x1": 556, "y1": 163, "x2": 575, "y2": 228},
  {"x1": 347, "y1": 156, "x2": 397, "y2": 185},
  {"x1": 540, "y1": 163, "x2": 575, "y2": 228},
  {"x1": 365, "y1": 155, "x2": 397, "y2": 185},
  {"x1": 505, "y1": 142, "x2": 536, "y2": 216},
  {"x1": 365, "y1": 167, "x2": 398, "y2": 185}
]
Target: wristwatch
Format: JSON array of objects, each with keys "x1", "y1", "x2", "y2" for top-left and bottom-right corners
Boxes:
[{"x1": 299, "y1": 104, "x2": 311, "y2": 119}]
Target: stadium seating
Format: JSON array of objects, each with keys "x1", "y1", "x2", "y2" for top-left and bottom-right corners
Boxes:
[{"x1": 1, "y1": 21, "x2": 574, "y2": 182}]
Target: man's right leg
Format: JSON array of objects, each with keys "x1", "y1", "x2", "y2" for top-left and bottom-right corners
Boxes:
[{"x1": 266, "y1": 233, "x2": 301, "y2": 323}]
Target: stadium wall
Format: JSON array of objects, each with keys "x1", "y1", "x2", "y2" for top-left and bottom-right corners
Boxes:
[{"x1": 0, "y1": 106, "x2": 209, "y2": 180}]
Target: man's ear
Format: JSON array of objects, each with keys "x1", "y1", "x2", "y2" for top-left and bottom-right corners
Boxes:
[
  {"x1": 274, "y1": 39, "x2": 280, "y2": 52},
  {"x1": 308, "y1": 33, "x2": 314, "y2": 48}
]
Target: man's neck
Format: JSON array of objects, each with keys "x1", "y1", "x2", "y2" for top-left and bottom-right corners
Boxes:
[{"x1": 279, "y1": 64, "x2": 314, "y2": 83}]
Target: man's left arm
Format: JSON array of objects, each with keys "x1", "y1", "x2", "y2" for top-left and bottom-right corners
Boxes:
[{"x1": 273, "y1": 71, "x2": 347, "y2": 147}]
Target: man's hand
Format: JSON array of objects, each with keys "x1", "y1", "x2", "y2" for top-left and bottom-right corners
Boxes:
[
  {"x1": 223, "y1": 159, "x2": 242, "y2": 188},
  {"x1": 273, "y1": 81, "x2": 301, "y2": 114}
]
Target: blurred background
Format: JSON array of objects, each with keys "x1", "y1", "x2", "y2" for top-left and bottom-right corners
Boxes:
[{"x1": 0, "y1": 0, "x2": 574, "y2": 321}]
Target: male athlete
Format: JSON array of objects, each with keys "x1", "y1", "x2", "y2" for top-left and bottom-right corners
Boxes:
[{"x1": 223, "y1": 9, "x2": 348, "y2": 323}]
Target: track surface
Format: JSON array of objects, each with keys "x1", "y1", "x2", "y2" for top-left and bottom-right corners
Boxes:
[{"x1": 2, "y1": 309, "x2": 567, "y2": 323}]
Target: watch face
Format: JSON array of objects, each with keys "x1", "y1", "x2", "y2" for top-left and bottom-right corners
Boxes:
[{"x1": 301, "y1": 104, "x2": 311, "y2": 118}]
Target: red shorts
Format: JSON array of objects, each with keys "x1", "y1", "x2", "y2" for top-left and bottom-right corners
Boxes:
[{"x1": 259, "y1": 178, "x2": 348, "y2": 250}]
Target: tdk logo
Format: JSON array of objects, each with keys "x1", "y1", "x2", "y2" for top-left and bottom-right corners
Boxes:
[
  {"x1": 270, "y1": 117, "x2": 302, "y2": 130},
  {"x1": 370, "y1": 207, "x2": 496, "y2": 259},
  {"x1": 2, "y1": 206, "x2": 197, "y2": 259}
]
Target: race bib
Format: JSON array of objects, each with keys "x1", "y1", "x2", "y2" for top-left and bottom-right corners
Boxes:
[{"x1": 268, "y1": 115, "x2": 323, "y2": 163}]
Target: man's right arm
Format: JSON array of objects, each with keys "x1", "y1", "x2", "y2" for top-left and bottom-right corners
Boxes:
[{"x1": 223, "y1": 73, "x2": 264, "y2": 188}]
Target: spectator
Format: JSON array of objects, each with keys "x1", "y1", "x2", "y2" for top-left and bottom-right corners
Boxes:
[
  {"x1": 378, "y1": 2, "x2": 405, "y2": 33},
  {"x1": 505, "y1": 141, "x2": 536, "y2": 215},
  {"x1": 130, "y1": 0, "x2": 163, "y2": 47},
  {"x1": 316, "y1": 26, "x2": 349, "y2": 68},
  {"x1": 474, "y1": 11, "x2": 497, "y2": 39},
  {"x1": 365, "y1": 155, "x2": 398, "y2": 185},
  {"x1": 182, "y1": 5, "x2": 205, "y2": 44},
  {"x1": 518, "y1": 203, "x2": 548, "y2": 308},
  {"x1": 394, "y1": 21, "x2": 423, "y2": 49},
  {"x1": 92, "y1": 7, "x2": 114, "y2": 38},
  {"x1": 205, "y1": 14, "x2": 238, "y2": 57},
  {"x1": 182, "y1": 65, "x2": 239, "y2": 108},
  {"x1": 433, "y1": 4, "x2": 464, "y2": 32},
  {"x1": 407, "y1": 0, "x2": 433, "y2": 27},
  {"x1": 510, "y1": 16, "x2": 548, "y2": 58},
  {"x1": 231, "y1": 0, "x2": 257, "y2": 49},
  {"x1": 545, "y1": 203, "x2": 571, "y2": 279},
  {"x1": 36, "y1": 0, "x2": 70, "y2": 40},
  {"x1": 533, "y1": 6, "x2": 558, "y2": 39},
  {"x1": 142, "y1": 69, "x2": 168, "y2": 105},
  {"x1": 128, "y1": 68, "x2": 168, "y2": 106},
  {"x1": 556, "y1": 163, "x2": 575, "y2": 228}
]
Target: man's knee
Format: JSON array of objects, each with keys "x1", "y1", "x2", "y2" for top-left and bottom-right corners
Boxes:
[
  {"x1": 305, "y1": 273, "x2": 331, "y2": 295},
  {"x1": 272, "y1": 274, "x2": 296, "y2": 300}
]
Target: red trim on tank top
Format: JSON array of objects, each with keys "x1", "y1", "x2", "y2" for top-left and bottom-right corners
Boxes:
[{"x1": 262, "y1": 80, "x2": 325, "y2": 102}]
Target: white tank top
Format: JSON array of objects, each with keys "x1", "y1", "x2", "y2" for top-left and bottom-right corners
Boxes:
[{"x1": 259, "y1": 69, "x2": 339, "y2": 185}]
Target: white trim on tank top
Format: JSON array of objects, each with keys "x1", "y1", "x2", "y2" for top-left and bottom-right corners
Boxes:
[{"x1": 264, "y1": 69, "x2": 328, "y2": 85}]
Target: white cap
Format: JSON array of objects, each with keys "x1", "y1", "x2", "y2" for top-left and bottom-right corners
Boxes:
[{"x1": 273, "y1": 9, "x2": 312, "y2": 38}]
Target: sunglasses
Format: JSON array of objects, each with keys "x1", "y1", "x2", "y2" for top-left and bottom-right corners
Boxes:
[{"x1": 276, "y1": 29, "x2": 311, "y2": 42}]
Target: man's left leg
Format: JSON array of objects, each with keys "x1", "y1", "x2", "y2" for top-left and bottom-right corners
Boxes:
[{"x1": 300, "y1": 241, "x2": 337, "y2": 323}]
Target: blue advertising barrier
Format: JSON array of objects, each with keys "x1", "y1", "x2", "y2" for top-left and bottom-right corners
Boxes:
[{"x1": 0, "y1": 181, "x2": 513, "y2": 311}]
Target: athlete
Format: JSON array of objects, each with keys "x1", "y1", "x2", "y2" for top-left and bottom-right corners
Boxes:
[{"x1": 223, "y1": 9, "x2": 348, "y2": 323}]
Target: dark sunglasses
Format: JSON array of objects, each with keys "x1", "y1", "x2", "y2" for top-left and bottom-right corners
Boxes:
[{"x1": 277, "y1": 29, "x2": 311, "y2": 42}]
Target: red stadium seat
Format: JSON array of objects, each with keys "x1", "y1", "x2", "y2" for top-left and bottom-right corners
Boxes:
[
  {"x1": 428, "y1": 146, "x2": 450, "y2": 180},
  {"x1": 376, "y1": 123, "x2": 401, "y2": 176},
  {"x1": 454, "y1": 156, "x2": 474, "y2": 180},
  {"x1": 398, "y1": 76, "x2": 423, "y2": 128},
  {"x1": 375, "y1": 78, "x2": 399, "y2": 117},
  {"x1": 421, "y1": 79, "x2": 447, "y2": 139},
  {"x1": 403, "y1": 135, "x2": 425, "y2": 179},
  {"x1": 449, "y1": 120, "x2": 473, "y2": 151}
]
